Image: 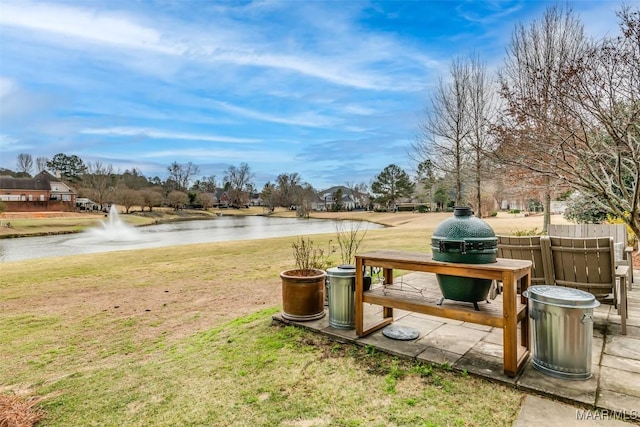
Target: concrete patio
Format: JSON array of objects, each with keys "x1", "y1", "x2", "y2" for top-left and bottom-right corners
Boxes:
[{"x1": 273, "y1": 269, "x2": 640, "y2": 424}]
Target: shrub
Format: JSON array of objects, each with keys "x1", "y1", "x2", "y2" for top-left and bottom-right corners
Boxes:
[
  {"x1": 510, "y1": 227, "x2": 540, "y2": 236},
  {"x1": 563, "y1": 194, "x2": 608, "y2": 223}
]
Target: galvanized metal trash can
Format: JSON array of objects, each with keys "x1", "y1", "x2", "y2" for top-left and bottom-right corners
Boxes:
[
  {"x1": 327, "y1": 265, "x2": 356, "y2": 329},
  {"x1": 523, "y1": 286, "x2": 600, "y2": 380}
]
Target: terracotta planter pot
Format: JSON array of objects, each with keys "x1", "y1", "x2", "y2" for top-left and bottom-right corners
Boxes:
[{"x1": 280, "y1": 268, "x2": 326, "y2": 321}]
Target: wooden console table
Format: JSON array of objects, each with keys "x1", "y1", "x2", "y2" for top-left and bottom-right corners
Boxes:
[{"x1": 355, "y1": 250, "x2": 532, "y2": 377}]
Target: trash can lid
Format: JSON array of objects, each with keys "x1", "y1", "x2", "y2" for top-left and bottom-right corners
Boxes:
[
  {"x1": 523, "y1": 285, "x2": 600, "y2": 309},
  {"x1": 326, "y1": 264, "x2": 356, "y2": 277}
]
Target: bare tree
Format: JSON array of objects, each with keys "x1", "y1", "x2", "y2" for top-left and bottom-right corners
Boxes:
[
  {"x1": 115, "y1": 187, "x2": 142, "y2": 214},
  {"x1": 412, "y1": 57, "x2": 472, "y2": 206},
  {"x1": 549, "y1": 7, "x2": 640, "y2": 241},
  {"x1": 194, "y1": 175, "x2": 217, "y2": 193},
  {"x1": 167, "y1": 161, "x2": 200, "y2": 192},
  {"x1": 276, "y1": 172, "x2": 302, "y2": 207},
  {"x1": 16, "y1": 153, "x2": 33, "y2": 175},
  {"x1": 196, "y1": 192, "x2": 215, "y2": 210},
  {"x1": 35, "y1": 156, "x2": 48, "y2": 173},
  {"x1": 295, "y1": 183, "x2": 317, "y2": 218},
  {"x1": 84, "y1": 162, "x2": 115, "y2": 210},
  {"x1": 495, "y1": 4, "x2": 588, "y2": 232},
  {"x1": 167, "y1": 191, "x2": 188, "y2": 210},
  {"x1": 140, "y1": 188, "x2": 163, "y2": 212},
  {"x1": 496, "y1": 5, "x2": 640, "y2": 242},
  {"x1": 223, "y1": 162, "x2": 254, "y2": 208},
  {"x1": 466, "y1": 54, "x2": 497, "y2": 217}
]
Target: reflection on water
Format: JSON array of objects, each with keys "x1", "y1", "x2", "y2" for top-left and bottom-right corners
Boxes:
[{"x1": 0, "y1": 216, "x2": 383, "y2": 262}]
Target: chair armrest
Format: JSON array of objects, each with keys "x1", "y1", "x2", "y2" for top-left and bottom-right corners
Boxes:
[{"x1": 615, "y1": 265, "x2": 629, "y2": 279}]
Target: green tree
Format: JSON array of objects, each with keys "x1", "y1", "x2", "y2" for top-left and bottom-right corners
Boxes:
[
  {"x1": 416, "y1": 159, "x2": 436, "y2": 208},
  {"x1": 187, "y1": 191, "x2": 198, "y2": 207},
  {"x1": 260, "y1": 181, "x2": 277, "y2": 213},
  {"x1": 433, "y1": 186, "x2": 450, "y2": 211},
  {"x1": 46, "y1": 153, "x2": 87, "y2": 182},
  {"x1": 371, "y1": 164, "x2": 415, "y2": 210},
  {"x1": 333, "y1": 188, "x2": 343, "y2": 211},
  {"x1": 563, "y1": 195, "x2": 609, "y2": 224}
]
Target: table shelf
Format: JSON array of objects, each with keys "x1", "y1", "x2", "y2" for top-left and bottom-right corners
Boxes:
[{"x1": 355, "y1": 250, "x2": 532, "y2": 377}]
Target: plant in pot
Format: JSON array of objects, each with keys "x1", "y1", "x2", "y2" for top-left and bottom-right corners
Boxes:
[
  {"x1": 333, "y1": 220, "x2": 372, "y2": 290},
  {"x1": 280, "y1": 236, "x2": 331, "y2": 321},
  {"x1": 324, "y1": 220, "x2": 374, "y2": 329}
]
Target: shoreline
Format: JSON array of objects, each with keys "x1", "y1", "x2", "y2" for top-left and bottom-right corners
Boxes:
[{"x1": 0, "y1": 207, "x2": 554, "y2": 240}]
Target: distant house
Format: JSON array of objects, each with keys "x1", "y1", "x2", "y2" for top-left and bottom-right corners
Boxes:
[
  {"x1": 315, "y1": 186, "x2": 367, "y2": 211},
  {"x1": 0, "y1": 171, "x2": 77, "y2": 212},
  {"x1": 248, "y1": 192, "x2": 262, "y2": 206},
  {"x1": 214, "y1": 189, "x2": 230, "y2": 207},
  {"x1": 76, "y1": 197, "x2": 100, "y2": 211}
]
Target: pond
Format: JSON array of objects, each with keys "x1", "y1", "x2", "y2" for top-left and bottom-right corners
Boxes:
[{"x1": 0, "y1": 215, "x2": 384, "y2": 263}]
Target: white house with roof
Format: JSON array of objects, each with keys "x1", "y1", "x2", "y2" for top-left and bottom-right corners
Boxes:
[{"x1": 314, "y1": 186, "x2": 367, "y2": 211}]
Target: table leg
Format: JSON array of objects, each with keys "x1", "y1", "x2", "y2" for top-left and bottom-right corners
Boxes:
[
  {"x1": 502, "y1": 270, "x2": 518, "y2": 377},
  {"x1": 383, "y1": 267, "x2": 393, "y2": 318},
  {"x1": 520, "y1": 272, "x2": 530, "y2": 350}
]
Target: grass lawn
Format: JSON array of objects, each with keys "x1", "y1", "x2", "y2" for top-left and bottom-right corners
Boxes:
[{"x1": 0, "y1": 211, "x2": 554, "y2": 425}]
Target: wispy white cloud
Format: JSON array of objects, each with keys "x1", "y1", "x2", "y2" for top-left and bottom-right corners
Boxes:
[
  {"x1": 0, "y1": 1, "x2": 184, "y2": 55},
  {"x1": 0, "y1": 77, "x2": 18, "y2": 98},
  {"x1": 0, "y1": 134, "x2": 33, "y2": 153},
  {"x1": 456, "y1": 1, "x2": 525, "y2": 24},
  {"x1": 0, "y1": 134, "x2": 19, "y2": 146},
  {"x1": 0, "y1": 1, "x2": 432, "y2": 92},
  {"x1": 138, "y1": 148, "x2": 281, "y2": 163},
  {"x1": 207, "y1": 100, "x2": 338, "y2": 128},
  {"x1": 81, "y1": 127, "x2": 259, "y2": 144}
]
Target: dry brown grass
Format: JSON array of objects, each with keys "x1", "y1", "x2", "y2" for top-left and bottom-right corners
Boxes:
[{"x1": 0, "y1": 395, "x2": 44, "y2": 427}]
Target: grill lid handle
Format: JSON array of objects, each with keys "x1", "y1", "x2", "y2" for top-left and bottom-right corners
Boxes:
[
  {"x1": 437, "y1": 240, "x2": 493, "y2": 254},
  {"x1": 439, "y1": 240, "x2": 467, "y2": 254}
]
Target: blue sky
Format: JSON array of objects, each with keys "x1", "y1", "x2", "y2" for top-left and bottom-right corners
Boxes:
[{"x1": 0, "y1": 0, "x2": 624, "y2": 191}]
